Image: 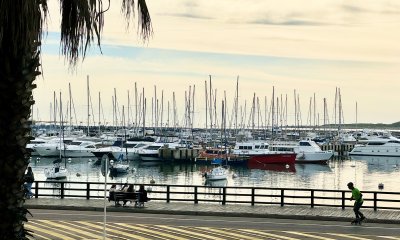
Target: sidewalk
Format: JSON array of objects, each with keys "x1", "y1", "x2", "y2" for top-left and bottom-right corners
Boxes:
[{"x1": 25, "y1": 198, "x2": 400, "y2": 224}]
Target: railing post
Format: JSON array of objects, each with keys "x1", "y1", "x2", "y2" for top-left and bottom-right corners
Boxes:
[
  {"x1": 60, "y1": 182, "x2": 65, "y2": 199},
  {"x1": 374, "y1": 192, "x2": 377, "y2": 211},
  {"x1": 166, "y1": 186, "x2": 170, "y2": 203},
  {"x1": 86, "y1": 183, "x2": 90, "y2": 199},
  {"x1": 34, "y1": 181, "x2": 38, "y2": 198},
  {"x1": 194, "y1": 186, "x2": 198, "y2": 204},
  {"x1": 342, "y1": 191, "x2": 346, "y2": 209},
  {"x1": 281, "y1": 189, "x2": 284, "y2": 206},
  {"x1": 251, "y1": 188, "x2": 255, "y2": 206},
  {"x1": 311, "y1": 190, "x2": 314, "y2": 208},
  {"x1": 222, "y1": 187, "x2": 226, "y2": 205}
]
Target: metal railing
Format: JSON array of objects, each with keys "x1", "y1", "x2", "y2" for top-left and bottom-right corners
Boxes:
[{"x1": 31, "y1": 181, "x2": 400, "y2": 211}]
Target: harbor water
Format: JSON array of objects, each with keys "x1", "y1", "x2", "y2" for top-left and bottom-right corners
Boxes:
[{"x1": 29, "y1": 156, "x2": 400, "y2": 192}]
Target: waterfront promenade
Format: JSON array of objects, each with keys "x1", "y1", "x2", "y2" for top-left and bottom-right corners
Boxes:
[{"x1": 25, "y1": 198, "x2": 400, "y2": 224}]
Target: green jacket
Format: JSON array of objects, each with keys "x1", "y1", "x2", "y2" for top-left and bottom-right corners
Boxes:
[{"x1": 352, "y1": 188, "x2": 363, "y2": 203}]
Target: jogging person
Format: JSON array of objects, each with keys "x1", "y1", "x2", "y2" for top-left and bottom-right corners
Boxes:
[{"x1": 347, "y1": 182, "x2": 365, "y2": 222}]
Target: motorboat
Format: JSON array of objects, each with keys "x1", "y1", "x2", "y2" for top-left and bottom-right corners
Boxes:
[
  {"x1": 349, "y1": 140, "x2": 400, "y2": 157},
  {"x1": 195, "y1": 147, "x2": 244, "y2": 164},
  {"x1": 34, "y1": 137, "x2": 73, "y2": 157},
  {"x1": 111, "y1": 141, "x2": 153, "y2": 161},
  {"x1": 91, "y1": 139, "x2": 125, "y2": 160},
  {"x1": 270, "y1": 139, "x2": 333, "y2": 163},
  {"x1": 44, "y1": 159, "x2": 68, "y2": 179},
  {"x1": 232, "y1": 141, "x2": 270, "y2": 156},
  {"x1": 26, "y1": 137, "x2": 51, "y2": 156},
  {"x1": 60, "y1": 140, "x2": 102, "y2": 158},
  {"x1": 138, "y1": 141, "x2": 183, "y2": 161}
]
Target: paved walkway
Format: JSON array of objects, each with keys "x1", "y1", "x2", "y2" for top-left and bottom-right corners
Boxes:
[{"x1": 25, "y1": 198, "x2": 400, "y2": 224}]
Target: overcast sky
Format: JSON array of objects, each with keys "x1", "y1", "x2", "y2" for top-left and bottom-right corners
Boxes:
[{"x1": 33, "y1": 0, "x2": 400, "y2": 127}]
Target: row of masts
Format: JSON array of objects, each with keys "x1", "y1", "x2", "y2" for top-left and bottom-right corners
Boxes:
[{"x1": 40, "y1": 75, "x2": 349, "y2": 137}]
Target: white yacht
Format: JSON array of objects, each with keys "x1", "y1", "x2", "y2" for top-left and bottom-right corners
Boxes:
[
  {"x1": 34, "y1": 138, "x2": 74, "y2": 157},
  {"x1": 138, "y1": 141, "x2": 182, "y2": 161},
  {"x1": 111, "y1": 141, "x2": 153, "y2": 161},
  {"x1": 60, "y1": 140, "x2": 102, "y2": 158},
  {"x1": 349, "y1": 140, "x2": 400, "y2": 157},
  {"x1": 137, "y1": 142, "x2": 168, "y2": 161},
  {"x1": 270, "y1": 139, "x2": 333, "y2": 163},
  {"x1": 27, "y1": 137, "x2": 51, "y2": 156}
]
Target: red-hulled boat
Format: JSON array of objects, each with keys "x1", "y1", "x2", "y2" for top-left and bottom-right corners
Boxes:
[{"x1": 249, "y1": 152, "x2": 296, "y2": 164}]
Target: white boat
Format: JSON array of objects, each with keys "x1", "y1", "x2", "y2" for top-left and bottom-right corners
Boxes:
[
  {"x1": 111, "y1": 141, "x2": 153, "y2": 161},
  {"x1": 27, "y1": 137, "x2": 51, "y2": 156},
  {"x1": 355, "y1": 130, "x2": 400, "y2": 144},
  {"x1": 270, "y1": 139, "x2": 333, "y2": 163},
  {"x1": 232, "y1": 141, "x2": 270, "y2": 156},
  {"x1": 109, "y1": 160, "x2": 129, "y2": 175},
  {"x1": 44, "y1": 163, "x2": 68, "y2": 179},
  {"x1": 349, "y1": 140, "x2": 400, "y2": 157},
  {"x1": 34, "y1": 138, "x2": 73, "y2": 157},
  {"x1": 60, "y1": 140, "x2": 102, "y2": 158},
  {"x1": 138, "y1": 141, "x2": 182, "y2": 161},
  {"x1": 203, "y1": 166, "x2": 228, "y2": 181}
]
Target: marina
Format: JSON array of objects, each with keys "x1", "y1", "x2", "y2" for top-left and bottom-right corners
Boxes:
[{"x1": 29, "y1": 155, "x2": 400, "y2": 192}]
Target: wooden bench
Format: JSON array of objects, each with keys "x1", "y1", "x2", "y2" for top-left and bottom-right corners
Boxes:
[{"x1": 109, "y1": 191, "x2": 149, "y2": 207}]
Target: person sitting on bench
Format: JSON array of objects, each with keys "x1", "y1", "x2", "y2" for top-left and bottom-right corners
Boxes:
[
  {"x1": 122, "y1": 184, "x2": 135, "y2": 206},
  {"x1": 136, "y1": 184, "x2": 149, "y2": 207},
  {"x1": 108, "y1": 184, "x2": 116, "y2": 202}
]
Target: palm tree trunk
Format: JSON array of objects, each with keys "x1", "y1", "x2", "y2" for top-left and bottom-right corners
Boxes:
[{"x1": 0, "y1": 37, "x2": 40, "y2": 238}]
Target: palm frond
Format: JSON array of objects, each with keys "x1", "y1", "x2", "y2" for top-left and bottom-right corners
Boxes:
[
  {"x1": 61, "y1": 0, "x2": 152, "y2": 67},
  {"x1": 122, "y1": 0, "x2": 153, "y2": 41}
]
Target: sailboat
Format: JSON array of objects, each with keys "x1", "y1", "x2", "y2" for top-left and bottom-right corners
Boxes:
[
  {"x1": 108, "y1": 105, "x2": 129, "y2": 176},
  {"x1": 44, "y1": 92, "x2": 68, "y2": 179},
  {"x1": 44, "y1": 158, "x2": 68, "y2": 179}
]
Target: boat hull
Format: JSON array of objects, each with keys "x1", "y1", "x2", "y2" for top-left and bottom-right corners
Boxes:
[
  {"x1": 249, "y1": 152, "x2": 296, "y2": 164},
  {"x1": 296, "y1": 151, "x2": 333, "y2": 163}
]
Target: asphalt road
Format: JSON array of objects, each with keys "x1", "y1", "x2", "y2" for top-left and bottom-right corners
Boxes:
[{"x1": 27, "y1": 209, "x2": 400, "y2": 239}]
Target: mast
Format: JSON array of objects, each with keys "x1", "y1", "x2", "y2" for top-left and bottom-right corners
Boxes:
[
  {"x1": 205, "y1": 80, "x2": 208, "y2": 142},
  {"x1": 271, "y1": 87, "x2": 275, "y2": 138},
  {"x1": 87, "y1": 75, "x2": 90, "y2": 136},
  {"x1": 69, "y1": 83, "x2": 72, "y2": 135},
  {"x1": 209, "y1": 75, "x2": 213, "y2": 133},
  {"x1": 142, "y1": 88, "x2": 145, "y2": 137},
  {"x1": 135, "y1": 82, "x2": 138, "y2": 132},
  {"x1": 235, "y1": 76, "x2": 239, "y2": 135},
  {"x1": 98, "y1": 92, "x2": 101, "y2": 136}
]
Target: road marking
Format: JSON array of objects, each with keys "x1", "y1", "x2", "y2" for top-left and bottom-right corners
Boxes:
[
  {"x1": 38, "y1": 220, "x2": 109, "y2": 240},
  {"x1": 379, "y1": 237, "x2": 400, "y2": 240},
  {"x1": 325, "y1": 233, "x2": 373, "y2": 240},
  {"x1": 197, "y1": 226, "x2": 258, "y2": 240},
  {"x1": 149, "y1": 225, "x2": 218, "y2": 240},
  {"x1": 239, "y1": 229, "x2": 299, "y2": 240},
  {"x1": 27, "y1": 223, "x2": 76, "y2": 240},
  {"x1": 58, "y1": 220, "x2": 128, "y2": 240},
  {"x1": 27, "y1": 231, "x2": 52, "y2": 240},
  {"x1": 77, "y1": 221, "x2": 150, "y2": 240},
  {"x1": 117, "y1": 223, "x2": 189, "y2": 240},
  {"x1": 284, "y1": 231, "x2": 336, "y2": 240}
]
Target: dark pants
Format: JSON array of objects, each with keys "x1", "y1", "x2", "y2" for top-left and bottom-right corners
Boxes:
[{"x1": 353, "y1": 201, "x2": 364, "y2": 219}]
